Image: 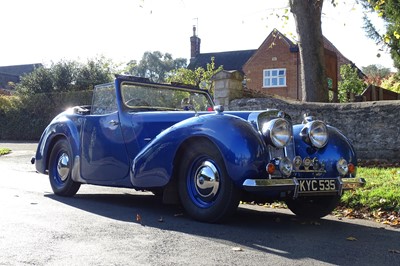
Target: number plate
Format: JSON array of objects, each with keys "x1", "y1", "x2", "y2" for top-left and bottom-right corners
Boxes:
[{"x1": 298, "y1": 179, "x2": 337, "y2": 193}]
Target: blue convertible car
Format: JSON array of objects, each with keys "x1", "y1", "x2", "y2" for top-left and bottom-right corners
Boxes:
[{"x1": 34, "y1": 75, "x2": 365, "y2": 222}]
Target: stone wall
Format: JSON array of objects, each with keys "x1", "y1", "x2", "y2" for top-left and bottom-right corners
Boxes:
[{"x1": 229, "y1": 97, "x2": 400, "y2": 163}]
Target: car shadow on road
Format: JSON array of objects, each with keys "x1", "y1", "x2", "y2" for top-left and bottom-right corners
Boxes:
[{"x1": 46, "y1": 192, "x2": 400, "y2": 265}]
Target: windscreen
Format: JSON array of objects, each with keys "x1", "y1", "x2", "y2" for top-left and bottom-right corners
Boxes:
[{"x1": 121, "y1": 82, "x2": 214, "y2": 111}]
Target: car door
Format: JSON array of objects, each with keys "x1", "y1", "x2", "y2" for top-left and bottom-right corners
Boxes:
[{"x1": 80, "y1": 84, "x2": 129, "y2": 182}]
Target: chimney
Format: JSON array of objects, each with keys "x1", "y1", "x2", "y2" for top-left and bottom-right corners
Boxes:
[{"x1": 190, "y1": 26, "x2": 201, "y2": 60}]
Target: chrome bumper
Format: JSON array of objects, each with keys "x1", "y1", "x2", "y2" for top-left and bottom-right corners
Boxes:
[{"x1": 242, "y1": 177, "x2": 366, "y2": 198}]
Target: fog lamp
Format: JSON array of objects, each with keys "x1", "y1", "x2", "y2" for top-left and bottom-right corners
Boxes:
[
  {"x1": 279, "y1": 157, "x2": 293, "y2": 177},
  {"x1": 337, "y1": 158, "x2": 349, "y2": 176},
  {"x1": 293, "y1": 156, "x2": 302, "y2": 170},
  {"x1": 303, "y1": 157, "x2": 312, "y2": 170}
]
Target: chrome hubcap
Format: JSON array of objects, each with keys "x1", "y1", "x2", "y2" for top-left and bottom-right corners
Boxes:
[
  {"x1": 57, "y1": 153, "x2": 70, "y2": 182},
  {"x1": 194, "y1": 160, "x2": 220, "y2": 200}
]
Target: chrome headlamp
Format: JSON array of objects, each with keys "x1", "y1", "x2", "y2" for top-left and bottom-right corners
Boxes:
[
  {"x1": 261, "y1": 118, "x2": 292, "y2": 148},
  {"x1": 301, "y1": 120, "x2": 328, "y2": 148}
]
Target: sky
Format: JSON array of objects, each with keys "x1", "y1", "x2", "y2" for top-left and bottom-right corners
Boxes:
[{"x1": 0, "y1": 0, "x2": 395, "y2": 71}]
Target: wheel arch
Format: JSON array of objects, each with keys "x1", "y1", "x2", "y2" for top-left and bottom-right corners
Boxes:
[
  {"x1": 293, "y1": 124, "x2": 358, "y2": 177},
  {"x1": 36, "y1": 118, "x2": 81, "y2": 174},
  {"x1": 171, "y1": 116, "x2": 268, "y2": 187},
  {"x1": 172, "y1": 136, "x2": 219, "y2": 181},
  {"x1": 160, "y1": 137, "x2": 218, "y2": 204},
  {"x1": 44, "y1": 134, "x2": 67, "y2": 171}
]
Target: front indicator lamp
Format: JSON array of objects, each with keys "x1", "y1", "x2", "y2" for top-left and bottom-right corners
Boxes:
[
  {"x1": 348, "y1": 163, "x2": 356, "y2": 175},
  {"x1": 266, "y1": 163, "x2": 276, "y2": 175}
]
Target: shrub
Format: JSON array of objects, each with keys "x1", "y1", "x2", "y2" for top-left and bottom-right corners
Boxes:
[
  {"x1": 0, "y1": 90, "x2": 92, "y2": 140},
  {"x1": 338, "y1": 64, "x2": 366, "y2": 102}
]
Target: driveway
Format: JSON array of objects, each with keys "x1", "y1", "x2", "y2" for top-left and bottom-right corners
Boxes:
[{"x1": 0, "y1": 142, "x2": 399, "y2": 265}]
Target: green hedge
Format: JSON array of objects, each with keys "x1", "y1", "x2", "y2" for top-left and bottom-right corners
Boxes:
[{"x1": 0, "y1": 90, "x2": 93, "y2": 140}]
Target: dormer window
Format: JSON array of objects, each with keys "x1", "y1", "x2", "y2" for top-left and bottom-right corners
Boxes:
[{"x1": 263, "y1": 68, "x2": 286, "y2": 88}]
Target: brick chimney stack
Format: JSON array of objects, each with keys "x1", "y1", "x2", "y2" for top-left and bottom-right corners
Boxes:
[{"x1": 190, "y1": 26, "x2": 201, "y2": 60}]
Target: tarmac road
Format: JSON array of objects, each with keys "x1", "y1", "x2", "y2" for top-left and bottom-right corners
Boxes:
[{"x1": 0, "y1": 142, "x2": 399, "y2": 266}]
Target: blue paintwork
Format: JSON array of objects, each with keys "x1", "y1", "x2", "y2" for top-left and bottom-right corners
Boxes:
[
  {"x1": 130, "y1": 113, "x2": 268, "y2": 188},
  {"x1": 292, "y1": 125, "x2": 357, "y2": 178},
  {"x1": 35, "y1": 111, "x2": 82, "y2": 174},
  {"x1": 35, "y1": 75, "x2": 357, "y2": 196}
]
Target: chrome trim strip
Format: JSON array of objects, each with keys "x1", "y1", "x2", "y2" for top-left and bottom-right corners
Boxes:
[
  {"x1": 293, "y1": 177, "x2": 300, "y2": 198},
  {"x1": 337, "y1": 177, "x2": 344, "y2": 196},
  {"x1": 242, "y1": 178, "x2": 296, "y2": 192},
  {"x1": 292, "y1": 169, "x2": 326, "y2": 174}
]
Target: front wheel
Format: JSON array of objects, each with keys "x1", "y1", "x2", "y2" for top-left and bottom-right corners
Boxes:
[
  {"x1": 178, "y1": 140, "x2": 241, "y2": 223},
  {"x1": 285, "y1": 196, "x2": 340, "y2": 219},
  {"x1": 48, "y1": 139, "x2": 80, "y2": 196}
]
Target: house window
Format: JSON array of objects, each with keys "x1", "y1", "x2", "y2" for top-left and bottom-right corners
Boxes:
[{"x1": 263, "y1": 68, "x2": 286, "y2": 88}]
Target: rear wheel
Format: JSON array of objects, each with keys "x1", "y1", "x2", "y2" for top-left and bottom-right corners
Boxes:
[
  {"x1": 48, "y1": 139, "x2": 80, "y2": 196},
  {"x1": 178, "y1": 140, "x2": 240, "y2": 223},
  {"x1": 286, "y1": 196, "x2": 340, "y2": 219}
]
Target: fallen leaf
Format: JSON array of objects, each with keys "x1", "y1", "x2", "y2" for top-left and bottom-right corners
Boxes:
[
  {"x1": 136, "y1": 214, "x2": 142, "y2": 223},
  {"x1": 346, "y1": 237, "x2": 357, "y2": 241}
]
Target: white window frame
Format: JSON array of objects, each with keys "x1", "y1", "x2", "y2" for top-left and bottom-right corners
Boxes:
[{"x1": 263, "y1": 68, "x2": 286, "y2": 88}]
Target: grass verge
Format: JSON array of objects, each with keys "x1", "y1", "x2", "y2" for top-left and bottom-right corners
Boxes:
[
  {"x1": 245, "y1": 167, "x2": 400, "y2": 227},
  {"x1": 336, "y1": 167, "x2": 400, "y2": 227},
  {"x1": 0, "y1": 148, "x2": 11, "y2": 156}
]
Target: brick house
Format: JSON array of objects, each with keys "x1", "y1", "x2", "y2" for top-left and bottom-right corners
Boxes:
[{"x1": 188, "y1": 28, "x2": 355, "y2": 102}]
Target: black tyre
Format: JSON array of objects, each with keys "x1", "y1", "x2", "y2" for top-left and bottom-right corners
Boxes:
[
  {"x1": 178, "y1": 140, "x2": 241, "y2": 223},
  {"x1": 48, "y1": 139, "x2": 81, "y2": 196},
  {"x1": 286, "y1": 196, "x2": 340, "y2": 219}
]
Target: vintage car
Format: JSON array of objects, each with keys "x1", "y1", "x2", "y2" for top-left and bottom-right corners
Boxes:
[{"x1": 34, "y1": 75, "x2": 365, "y2": 223}]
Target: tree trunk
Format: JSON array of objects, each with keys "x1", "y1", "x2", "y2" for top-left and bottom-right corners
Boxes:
[{"x1": 289, "y1": 0, "x2": 329, "y2": 102}]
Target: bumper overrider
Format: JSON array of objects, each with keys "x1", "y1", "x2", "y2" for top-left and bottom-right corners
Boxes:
[{"x1": 242, "y1": 177, "x2": 366, "y2": 198}]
